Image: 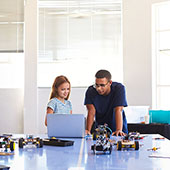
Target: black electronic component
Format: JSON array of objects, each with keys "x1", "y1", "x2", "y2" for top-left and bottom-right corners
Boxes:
[{"x1": 43, "y1": 138, "x2": 74, "y2": 147}]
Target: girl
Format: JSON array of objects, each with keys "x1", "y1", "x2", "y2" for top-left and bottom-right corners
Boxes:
[{"x1": 45, "y1": 75, "x2": 72, "y2": 126}]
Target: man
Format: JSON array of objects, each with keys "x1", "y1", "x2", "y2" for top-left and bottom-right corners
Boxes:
[{"x1": 84, "y1": 69, "x2": 128, "y2": 136}]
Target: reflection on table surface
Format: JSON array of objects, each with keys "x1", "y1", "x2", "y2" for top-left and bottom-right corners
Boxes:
[{"x1": 0, "y1": 134, "x2": 170, "y2": 170}]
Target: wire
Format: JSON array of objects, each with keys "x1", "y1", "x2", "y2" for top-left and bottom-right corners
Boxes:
[{"x1": 106, "y1": 126, "x2": 112, "y2": 134}]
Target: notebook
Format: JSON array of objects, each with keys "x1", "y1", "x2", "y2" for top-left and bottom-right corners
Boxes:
[{"x1": 47, "y1": 114, "x2": 85, "y2": 138}]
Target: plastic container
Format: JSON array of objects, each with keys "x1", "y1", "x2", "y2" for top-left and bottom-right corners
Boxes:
[{"x1": 149, "y1": 110, "x2": 170, "y2": 124}]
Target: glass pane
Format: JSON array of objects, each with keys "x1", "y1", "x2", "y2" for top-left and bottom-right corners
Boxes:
[
  {"x1": 38, "y1": 0, "x2": 122, "y2": 87},
  {"x1": 157, "y1": 87, "x2": 170, "y2": 109},
  {"x1": 158, "y1": 31, "x2": 170, "y2": 50},
  {"x1": 0, "y1": 0, "x2": 24, "y2": 52},
  {"x1": 156, "y1": 2, "x2": 170, "y2": 30},
  {"x1": 157, "y1": 51, "x2": 170, "y2": 85},
  {"x1": 0, "y1": 53, "x2": 24, "y2": 88},
  {"x1": 39, "y1": 8, "x2": 68, "y2": 61},
  {"x1": 153, "y1": 1, "x2": 170, "y2": 109},
  {"x1": 0, "y1": 0, "x2": 24, "y2": 88}
]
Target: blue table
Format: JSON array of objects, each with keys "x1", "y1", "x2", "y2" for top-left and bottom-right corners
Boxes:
[{"x1": 0, "y1": 134, "x2": 170, "y2": 170}]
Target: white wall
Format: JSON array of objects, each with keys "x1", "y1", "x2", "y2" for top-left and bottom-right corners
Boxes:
[
  {"x1": 123, "y1": 0, "x2": 169, "y2": 106},
  {"x1": 0, "y1": 89, "x2": 23, "y2": 134},
  {"x1": 0, "y1": 0, "x2": 169, "y2": 134}
]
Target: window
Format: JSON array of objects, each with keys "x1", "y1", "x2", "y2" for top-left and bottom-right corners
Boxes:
[
  {"x1": 0, "y1": 0, "x2": 24, "y2": 88},
  {"x1": 152, "y1": 2, "x2": 170, "y2": 109},
  {"x1": 38, "y1": 0, "x2": 122, "y2": 87}
]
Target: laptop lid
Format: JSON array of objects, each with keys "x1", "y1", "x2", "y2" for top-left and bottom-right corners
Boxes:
[{"x1": 47, "y1": 114, "x2": 85, "y2": 138}]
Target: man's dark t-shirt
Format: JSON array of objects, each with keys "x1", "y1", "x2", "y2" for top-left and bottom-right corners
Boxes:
[{"x1": 84, "y1": 82, "x2": 128, "y2": 133}]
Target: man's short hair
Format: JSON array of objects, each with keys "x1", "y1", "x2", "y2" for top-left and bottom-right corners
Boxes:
[{"x1": 95, "y1": 69, "x2": 112, "y2": 80}]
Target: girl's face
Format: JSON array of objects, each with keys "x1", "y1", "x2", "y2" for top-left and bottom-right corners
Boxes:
[{"x1": 57, "y1": 82, "x2": 70, "y2": 99}]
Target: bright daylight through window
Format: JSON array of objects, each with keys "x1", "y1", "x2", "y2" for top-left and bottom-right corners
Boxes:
[
  {"x1": 0, "y1": 0, "x2": 24, "y2": 88},
  {"x1": 38, "y1": 0, "x2": 122, "y2": 87},
  {"x1": 152, "y1": 1, "x2": 170, "y2": 109}
]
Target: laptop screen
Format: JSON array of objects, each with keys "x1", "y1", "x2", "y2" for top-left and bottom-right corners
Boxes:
[{"x1": 47, "y1": 114, "x2": 85, "y2": 138}]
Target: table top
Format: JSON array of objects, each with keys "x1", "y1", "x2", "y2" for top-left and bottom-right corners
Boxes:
[{"x1": 0, "y1": 134, "x2": 170, "y2": 170}]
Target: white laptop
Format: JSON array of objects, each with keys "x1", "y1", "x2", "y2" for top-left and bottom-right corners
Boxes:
[{"x1": 47, "y1": 114, "x2": 85, "y2": 138}]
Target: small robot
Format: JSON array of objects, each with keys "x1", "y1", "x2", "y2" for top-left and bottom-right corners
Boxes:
[
  {"x1": 18, "y1": 135, "x2": 43, "y2": 148},
  {"x1": 92, "y1": 124, "x2": 112, "y2": 140},
  {"x1": 128, "y1": 132, "x2": 140, "y2": 139},
  {"x1": 0, "y1": 135, "x2": 15, "y2": 152},
  {"x1": 91, "y1": 124, "x2": 112, "y2": 154},
  {"x1": 117, "y1": 132, "x2": 139, "y2": 151}
]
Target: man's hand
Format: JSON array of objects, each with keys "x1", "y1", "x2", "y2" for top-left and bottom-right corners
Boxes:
[
  {"x1": 85, "y1": 130, "x2": 91, "y2": 135},
  {"x1": 112, "y1": 129, "x2": 126, "y2": 136}
]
